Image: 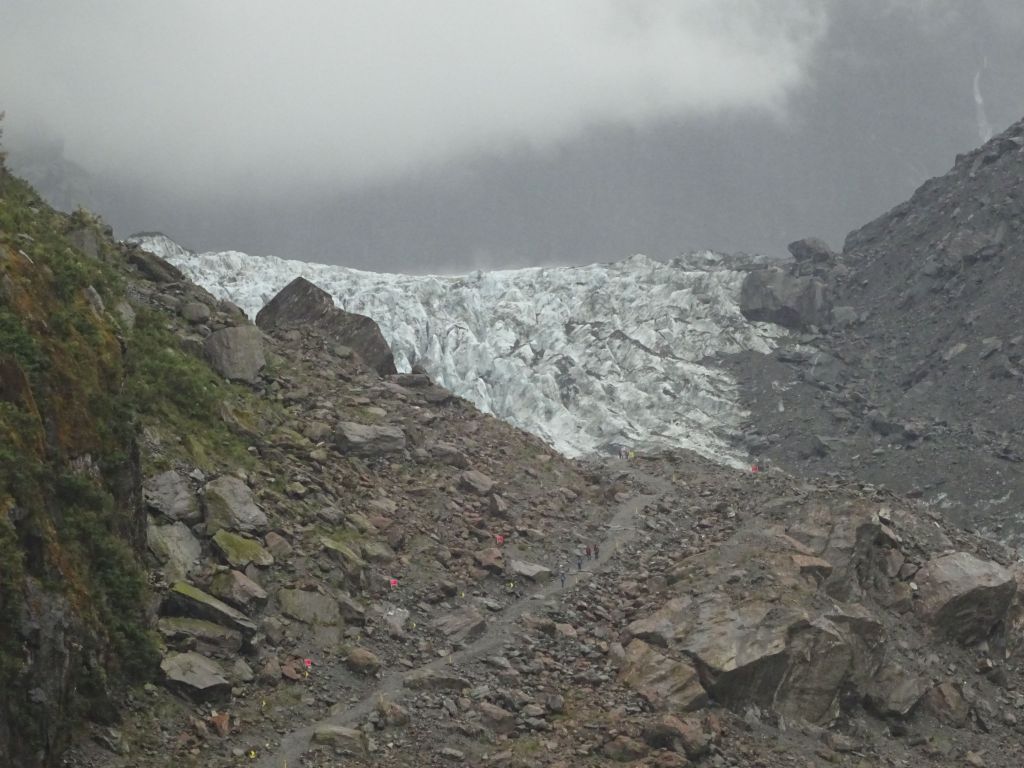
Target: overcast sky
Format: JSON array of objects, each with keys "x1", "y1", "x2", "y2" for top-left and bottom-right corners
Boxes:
[{"x1": 3, "y1": 1, "x2": 1024, "y2": 271}]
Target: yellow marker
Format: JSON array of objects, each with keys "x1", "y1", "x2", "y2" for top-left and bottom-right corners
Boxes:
[
  {"x1": 460, "y1": 591, "x2": 464, "y2": 598},
  {"x1": 303, "y1": 669, "x2": 309, "y2": 678},
  {"x1": 248, "y1": 749, "x2": 257, "y2": 759}
]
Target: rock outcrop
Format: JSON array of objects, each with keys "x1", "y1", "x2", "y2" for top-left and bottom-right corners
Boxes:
[
  {"x1": 203, "y1": 325, "x2": 266, "y2": 383},
  {"x1": 203, "y1": 475, "x2": 268, "y2": 534},
  {"x1": 256, "y1": 276, "x2": 397, "y2": 375},
  {"x1": 333, "y1": 421, "x2": 406, "y2": 455},
  {"x1": 739, "y1": 267, "x2": 831, "y2": 329},
  {"x1": 915, "y1": 552, "x2": 1016, "y2": 644},
  {"x1": 729, "y1": 116, "x2": 1024, "y2": 550},
  {"x1": 160, "y1": 652, "x2": 231, "y2": 702}
]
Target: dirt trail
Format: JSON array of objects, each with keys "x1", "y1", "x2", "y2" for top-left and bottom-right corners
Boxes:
[{"x1": 256, "y1": 464, "x2": 668, "y2": 767}]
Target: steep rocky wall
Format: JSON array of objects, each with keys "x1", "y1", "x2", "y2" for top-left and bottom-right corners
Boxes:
[{"x1": 0, "y1": 169, "x2": 156, "y2": 766}]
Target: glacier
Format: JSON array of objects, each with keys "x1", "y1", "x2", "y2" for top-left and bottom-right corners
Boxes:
[{"x1": 130, "y1": 234, "x2": 785, "y2": 465}]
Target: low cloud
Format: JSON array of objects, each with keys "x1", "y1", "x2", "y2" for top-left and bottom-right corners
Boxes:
[{"x1": 1, "y1": 0, "x2": 828, "y2": 191}]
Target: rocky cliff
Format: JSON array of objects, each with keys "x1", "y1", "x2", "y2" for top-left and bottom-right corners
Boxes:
[
  {"x1": 730, "y1": 115, "x2": 1024, "y2": 551},
  {"x1": 0, "y1": 167, "x2": 156, "y2": 766}
]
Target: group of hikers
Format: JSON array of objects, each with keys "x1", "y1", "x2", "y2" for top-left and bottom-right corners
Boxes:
[{"x1": 553, "y1": 541, "x2": 601, "y2": 588}]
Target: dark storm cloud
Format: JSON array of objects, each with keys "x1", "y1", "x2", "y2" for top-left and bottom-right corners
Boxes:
[
  {"x1": 1, "y1": 0, "x2": 827, "y2": 191},
  {"x1": 3, "y1": 1, "x2": 1024, "y2": 272}
]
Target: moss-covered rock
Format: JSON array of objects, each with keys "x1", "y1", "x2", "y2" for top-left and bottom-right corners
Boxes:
[
  {"x1": 163, "y1": 581, "x2": 257, "y2": 637},
  {"x1": 208, "y1": 569, "x2": 268, "y2": 609},
  {"x1": 212, "y1": 529, "x2": 274, "y2": 568},
  {"x1": 204, "y1": 475, "x2": 268, "y2": 534},
  {"x1": 277, "y1": 587, "x2": 341, "y2": 626}
]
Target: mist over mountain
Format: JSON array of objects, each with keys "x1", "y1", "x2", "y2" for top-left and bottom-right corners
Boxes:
[
  {"x1": 6, "y1": 3, "x2": 1024, "y2": 272},
  {"x1": 12, "y1": 4, "x2": 1024, "y2": 764}
]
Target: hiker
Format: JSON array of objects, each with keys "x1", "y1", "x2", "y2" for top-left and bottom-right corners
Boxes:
[
  {"x1": 593, "y1": 542, "x2": 600, "y2": 559},
  {"x1": 576, "y1": 555, "x2": 583, "y2": 571},
  {"x1": 585, "y1": 544, "x2": 592, "y2": 560},
  {"x1": 559, "y1": 571, "x2": 566, "y2": 588}
]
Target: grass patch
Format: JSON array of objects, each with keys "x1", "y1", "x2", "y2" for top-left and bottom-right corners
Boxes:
[
  {"x1": 123, "y1": 310, "x2": 255, "y2": 472},
  {"x1": 55, "y1": 472, "x2": 160, "y2": 680}
]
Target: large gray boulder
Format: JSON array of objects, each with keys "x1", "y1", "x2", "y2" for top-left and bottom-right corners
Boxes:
[
  {"x1": 863, "y1": 660, "x2": 927, "y2": 718},
  {"x1": 915, "y1": 551, "x2": 1016, "y2": 644},
  {"x1": 157, "y1": 617, "x2": 243, "y2": 658},
  {"x1": 619, "y1": 639, "x2": 708, "y2": 712},
  {"x1": 146, "y1": 520, "x2": 201, "y2": 582},
  {"x1": 277, "y1": 588, "x2": 341, "y2": 625},
  {"x1": 204, "y1": 475, "x2": 268, "y2": 534},
  {"x1": 143, "y1": 471, "x2": 199, "y2": 523},
  {"x1": 788, "y1": 238, "x2": 836, "y2": 275},
  {"x1": 256, "y1": 277, "x2": 397, "y2": 375},
  {"x1": 739, "y1": 268, "x2": 831, "y2": 329},
  {"x1": 161, "y1": 652, "x2": 231, "y2": 702},
  {"x1": 163, "y1": 581, "x2": 257, "y2": 637},
  {"x1": 334, "y1": 421, "x2": 406, "y2": 456},
  {"x1": 203, "y1": 326, "x2": 266, "y2": 383},
  {"x1": 509, "y1": 559, "x2": 552, "y2": 582},
  {"x1": 431, "y1": 607, "x2": 487, "y2": 643},
  {"x1": 680, "y1": 596, "x2": 798, "y2": 711},
  {"x1": 404, "y1": 668, "x2": 470, "y2": 691},
  {"x1": 208, "y1": 569, "x2": 268, "y2": 609},
  {"x1": 459, "y1": 469, "x2": 495, "y2": 495}
]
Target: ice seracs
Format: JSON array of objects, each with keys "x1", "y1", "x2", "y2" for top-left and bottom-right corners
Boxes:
[{"x1": 129, "y1": 234, "x2": 786, "y2": 464}]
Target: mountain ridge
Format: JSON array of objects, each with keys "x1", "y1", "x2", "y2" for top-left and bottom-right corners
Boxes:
[{"x1": 730, "y1": 114, "x2": 1024, "y2": 549}]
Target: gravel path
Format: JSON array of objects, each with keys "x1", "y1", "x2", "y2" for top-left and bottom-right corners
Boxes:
[{"x1": 256, "y1": 468, "x2": 666, "y2": 768}]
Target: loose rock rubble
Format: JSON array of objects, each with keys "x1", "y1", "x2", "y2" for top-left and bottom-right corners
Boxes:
[{"x1": 36, "y1": 169, "x2": 1024, "y2": 768}]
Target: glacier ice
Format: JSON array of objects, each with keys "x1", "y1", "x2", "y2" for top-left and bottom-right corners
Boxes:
[{"x1": 130, "y1": 234, "x2": 785, "y2": 466}]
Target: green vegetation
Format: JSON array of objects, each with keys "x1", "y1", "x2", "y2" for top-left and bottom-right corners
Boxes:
[
  {"x1": 0, "y1": 165, "x2": 157, "y2": 759},
  {"x1": 0, "y1": 308, "x2": 44, "y2": 378},
  {"x1": 122, "y1": 309, "x2": 257, "y2": 473},
  {"x1": 55, "y1": 472, "x2": 160, "y2": 680},
  {"x1": 0, "y1": 143, "x2": 276, "y2": 764}
]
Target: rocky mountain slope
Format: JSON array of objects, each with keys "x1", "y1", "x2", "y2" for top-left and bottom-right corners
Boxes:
[
  {"x1": 129, "y1": 233, "x2": 786, "y2": 466},
  {"x1": 5, "y1": 129, "x2": 1024, "y2": 768},
  {"x1": 730, "y1": 115, "x2": 1024, "y2": 551}
]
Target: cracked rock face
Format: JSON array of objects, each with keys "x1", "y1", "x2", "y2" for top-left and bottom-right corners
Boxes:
[{"x1": 915, "y1": 551, "x2": 1016, "y2": 644}]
